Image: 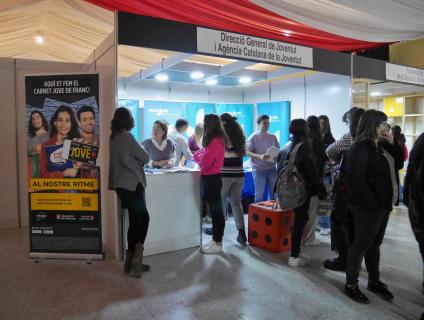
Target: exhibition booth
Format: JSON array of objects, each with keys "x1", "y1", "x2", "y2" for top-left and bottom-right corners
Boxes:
[
  {"x1": 115, "y1": 13, "x2": 356, "y2": 258},
  {"x1": 3, "y1": 9, "x2": 424, "y2": 261},
  {"x1": 115, "y1": 13, "x2": 424, "y2": 259}
]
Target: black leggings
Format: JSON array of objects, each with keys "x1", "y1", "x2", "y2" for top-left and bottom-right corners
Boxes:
[
  {"x1": 346, "y1": 206, "x2": 390, "y2": 285},
  {"x1": 291, "y1": 196, "x2": 311, "y2": 257},
  {"x1": 116, "y1": 184, "x2": 150, "y2": 251},
  {"x1": 203, "y1": 174, "x2": 225, "y2": 243},
  {"x1": 330, "y1": 182, "x2": 355, "y2": 261}
]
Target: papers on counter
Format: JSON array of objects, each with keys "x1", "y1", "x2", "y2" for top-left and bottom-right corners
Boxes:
[{"x1": 144, "y1": 167, "x2": 200, "y2": 174}]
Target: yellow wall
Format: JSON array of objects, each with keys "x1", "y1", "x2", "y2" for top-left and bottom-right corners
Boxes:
[{"x1": 384, "y1": 97, "x2": 405, "y2": 117}]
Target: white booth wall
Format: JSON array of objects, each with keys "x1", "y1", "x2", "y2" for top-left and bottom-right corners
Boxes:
[
  {"x1": 121, "y1": 72, "x2": 351, "y2": 140},
  {"x1": 245, "y1": 73, "x2": 351, "y2": 139}
]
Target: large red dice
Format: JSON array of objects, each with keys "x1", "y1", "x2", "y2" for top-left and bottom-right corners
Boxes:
[{"x1": 248, "y1": 200, "x2": 294, "y2": 253}]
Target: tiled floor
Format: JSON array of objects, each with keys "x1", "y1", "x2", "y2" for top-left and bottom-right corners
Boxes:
[{"x1": 0, "y1": 206, "x2": 422, "y2": 320}]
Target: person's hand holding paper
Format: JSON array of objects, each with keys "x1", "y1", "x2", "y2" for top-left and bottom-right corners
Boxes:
[{"x1": 265, "y1": 146, "x2": 280, "y2": 162}]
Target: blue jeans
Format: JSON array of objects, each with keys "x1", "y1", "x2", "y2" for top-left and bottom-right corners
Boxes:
[{"x1": 253, "y1": 167, "x2": 276, "y2": 203}]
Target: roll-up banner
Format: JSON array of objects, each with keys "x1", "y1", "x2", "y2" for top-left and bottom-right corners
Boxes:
[
  {"x1": 183, "y1": 102, "x2": 215, "y2": 138},
  {"x1": 25, "y1": 74, "x2": 102, "y2": 259},
  {"x1": 142, "y1": 100, "x2": 184, "y2": 140},
  {"x1": 215, "y1": 104, "x2": 254, "y2": 139},
  {"x1": 257, "y1": 101, "x2": 291, "y2": 146}
]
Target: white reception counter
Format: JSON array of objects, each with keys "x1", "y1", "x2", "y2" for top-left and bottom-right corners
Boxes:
[{"x1": 122, "y1": 169, "x2": 201, "y2": 256}]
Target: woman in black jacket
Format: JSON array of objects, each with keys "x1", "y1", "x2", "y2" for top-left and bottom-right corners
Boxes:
[
  {"x1": 403, "y1": 133, "x2": 424, "y2": 320},
  {"x1": 344, "y1": 110, "x2": 404, "y2": 304},
  {"x1": 303, "y1": 116, "x2": 327, "y2": 246},
  {"x1": 276, "y1": 119, "x2": 326, "y2": 267}
]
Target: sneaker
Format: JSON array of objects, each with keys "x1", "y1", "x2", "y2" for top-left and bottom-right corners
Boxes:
[
  {"x1": 204, "y1": 227, "x2": 213, "y2": 235},
  {"x1": 323, "y1": 257, "x2": 346, "y2": 271},
  {"x1": 344, "y1": 284, "x2": 370, "y2": 304},
  {"x1": 303, "y1": 238, "x2": 321, "y2": 246},
  {"x1": 201, "y1": 240, "x2": 223, "y2": 254},
  {"x1": 319, "y1": 228, "x2": 331, "y2": 236},
  {"x1": 367, "y1": 281, "x2": 394, "y2": 301},
  {"x1": 237, "y1": 229, "x2": 247, "y2": 246},
  {"x1": 288, "y1": 255, "x2": 309, "y2": 267}
]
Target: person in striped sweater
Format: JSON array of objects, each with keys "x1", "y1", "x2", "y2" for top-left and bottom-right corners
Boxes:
[{"x1": 220, "y1": 113, "x2": 247, "y2": 245}]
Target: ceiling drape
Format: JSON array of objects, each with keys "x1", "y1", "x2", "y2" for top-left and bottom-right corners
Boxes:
[
  {"x1": 252, "y1": 0, "x2": 424, "y2": 42},
  {"x1": 85, "y1": 0, "x2": 385, "y2": 51}
]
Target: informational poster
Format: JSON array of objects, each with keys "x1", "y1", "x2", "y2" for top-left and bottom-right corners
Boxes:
[
  {"x1": 257, "y1": 101, "x2": 291, "y2": 146},
  {"x1": 216, "y1": 103, "x2": 254, "y2": 139},
  {"x1": 183, "y1": 102, "x2": 216, "y2": 137},
  {"x1": 118, "y1": 99, "x2": 140, "y2": 141},
  {"x1": 142, "y1": 100, "x2": 184, "y2": 140},
  {"x1": 25, "y1": 74, "x2": 102, "y2": 259}
]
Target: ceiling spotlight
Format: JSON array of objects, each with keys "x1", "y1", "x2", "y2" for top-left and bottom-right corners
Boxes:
[
  {"x1": 239, "y1": 76, "x2": 252, "y2": 84},
  {"x1": 190, "y1": 72, "x2": 204, "y2": 80},
  {"x1": 35, "y1": 35, "x2": 44, "y2": 44},
  {"x1": 155, "y1": 73, "x2": 169, "y2": 82},
  {"x1": 206, "y1": 79, "x2": 218, "y2": 86},
  {"x1": 370, "y1": 91, "x2": 381, "y2": 96}
]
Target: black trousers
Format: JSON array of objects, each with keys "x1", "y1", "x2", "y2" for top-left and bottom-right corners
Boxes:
[
  {"x1": 203, "y1": 174, "x2": 225, "y2": 243},
  {"x1": 291, "y1": 196, "x2": 311, "y2": 257},
  {"x1": 116, "y1": 184, "x2": 150, "y2": 251},
  {"x1": 330, "y1": 181, "x2": 355, "y2": 261},
  {"x1": 346, "y1": 206, "x2": 390, "y2": 285}
]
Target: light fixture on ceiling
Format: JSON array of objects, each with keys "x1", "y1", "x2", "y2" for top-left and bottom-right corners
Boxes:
[
  {"x1": 206, "y1": 78, "x2": 218, "y2": 86},
  {"x1": 239, "y1": 76, "x2": 252, "y2": 84},
  {"x1": 35, "y1": 35, "x2": 44, "y2": 44},
  {"x1": 155, "y1": 73, "x2": 169, "y2": 82},
  {"x1": 370, "y1": 91, "x2": 381, "y2": 96},
  {"x1": 190, "y1": 71, "x2": 204, "y2": 80}
]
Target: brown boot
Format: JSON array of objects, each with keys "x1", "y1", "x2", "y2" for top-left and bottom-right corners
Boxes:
[
  {"x1": 133, "y1": 243, "x2": 150, "y2": 274},
  {"x1": 124, "y1": 250, "x2": 134, "y2": 274}
]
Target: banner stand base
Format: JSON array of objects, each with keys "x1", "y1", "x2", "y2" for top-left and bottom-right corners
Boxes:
[{"x1": 29, "y1": 252, "x2": 104, "y2": 260}]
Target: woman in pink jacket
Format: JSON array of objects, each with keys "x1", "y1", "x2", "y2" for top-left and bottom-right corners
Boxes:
[{"x1": 194, "y1": 114, "x2": 226, "y2": 254}]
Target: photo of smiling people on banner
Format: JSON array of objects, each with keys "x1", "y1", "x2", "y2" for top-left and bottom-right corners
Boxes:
[{"x1": 26, "y1": 74, "x2": 102, "y2": 257}]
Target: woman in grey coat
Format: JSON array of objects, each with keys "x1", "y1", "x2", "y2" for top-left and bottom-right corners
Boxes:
[{"x1": 109, "y1": 107, "x2": 150, "y2": 277}]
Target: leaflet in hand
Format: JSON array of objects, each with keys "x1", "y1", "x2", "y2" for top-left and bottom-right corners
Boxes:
[{"x1": 265, "y1": 146, "x2": 280, "y2": 162}]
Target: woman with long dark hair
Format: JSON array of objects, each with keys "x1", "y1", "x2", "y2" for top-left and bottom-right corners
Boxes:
[
  {"x1": 323, "y1": 107, "x2": 364, "y2": 271},
  {"x1": 319, "y1": 115, "x2": 336, "y2": 147},
  {"x1": 303, "y1": 116, "x2": 327, "y2": 246},
  {"x1": 276, "y1": 119, "x2": 326, "y2": 266},
  {"x1": 109, "y1": 107, "x2": 151, "y2": 277},
  {"x1": 194, "y1": 114, "x2": 226, "y2": 254},
  {"x1": 39, "y1": 105, "x2": 80, "y2": 178},
  {"x1": 344, "y1": 110, "x2": 403, "y2": 303},
  {"x1": 220, "y1": 113, "x2": 247, "y2": 245}
]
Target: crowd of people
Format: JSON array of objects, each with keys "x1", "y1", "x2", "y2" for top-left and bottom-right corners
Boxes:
[{"x1": 108, "y1": 106, "x2": 424, "y2": 314}]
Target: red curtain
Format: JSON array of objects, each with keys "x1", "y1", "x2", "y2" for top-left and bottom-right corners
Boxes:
[{"x1": 86, "y1": 0, "x2": 385, "y2": 51}]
